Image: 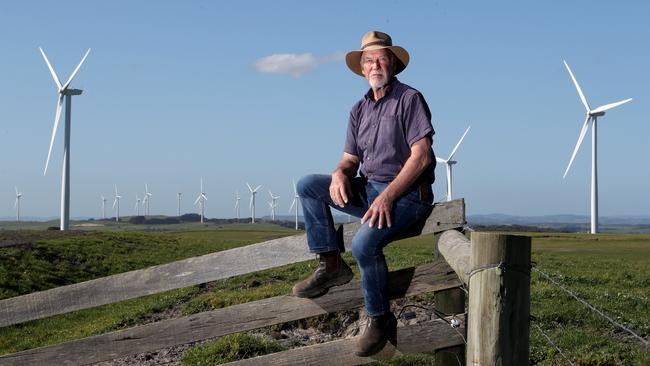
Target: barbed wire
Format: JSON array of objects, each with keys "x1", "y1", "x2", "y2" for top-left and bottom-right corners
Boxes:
[
  {"x1": 531, "y1": 320, "x2": 575, "y2": 366},
  {"x1": 533, "y1": 266, "x2": 650, "y2": 349}
]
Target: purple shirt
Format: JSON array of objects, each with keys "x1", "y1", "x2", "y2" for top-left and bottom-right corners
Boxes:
[{"x1": 344, "y1": 78, "x2": 436, "y2": 185}]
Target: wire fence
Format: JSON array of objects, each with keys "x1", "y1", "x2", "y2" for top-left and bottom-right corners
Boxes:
[{"x1": 532, "y1": 265, "x2": 650, "y2": 349}]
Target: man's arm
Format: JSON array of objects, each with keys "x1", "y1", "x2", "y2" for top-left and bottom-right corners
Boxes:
[
  {"x1": 361, "y1": 136, "x2": 432, "y2": 229},
  {"x1": 330, "y1": 152, "x2": 360, "y2": 208}
]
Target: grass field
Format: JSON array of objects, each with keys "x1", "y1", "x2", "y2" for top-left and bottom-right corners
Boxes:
[{"x1": 0, "y1": 224, "x2": 649, "y2": 365}]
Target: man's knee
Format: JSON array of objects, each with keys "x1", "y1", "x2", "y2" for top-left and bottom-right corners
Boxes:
[
  {"x1": 297, "y1": 174, "x2": 329, "y2": 198},
  {"x1": 351, "y1": 231, "x2": 379, "y2": 262}
]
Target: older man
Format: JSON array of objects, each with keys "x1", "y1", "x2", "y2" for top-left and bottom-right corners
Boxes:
[{"x1": 293, "y1": 31, "x2": 436, "y2": 356}]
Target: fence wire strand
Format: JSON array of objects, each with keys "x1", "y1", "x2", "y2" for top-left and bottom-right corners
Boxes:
[
  {"x1": 532, "y1": 322, "x2": 576, "y2": 366},
  {"x1": 533, "y1": 266, "x2": 650, "y2": 349}
]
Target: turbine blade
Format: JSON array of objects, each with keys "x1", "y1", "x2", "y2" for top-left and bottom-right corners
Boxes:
[
  {"x1": 115, "y1": 185, "x2": 118, "y2": 195},
  {"x1": 202, "y1": 194, "x2": 207, "y2": 201},
  {"x1": 44, "y1": 94, "x2": 64, "y2": 175},
  {"x1": 591, "y1": 98, "x2": 633, "y2": 114},
  {"x1": 448, "y1": 126, "x2": 471, "y2": 160},
  {"x1": 113, "y1": 199, "x2": 117, "y2": 209},
  {"x1": 435, "y1": 156, "x2": 447, "y2": 164},
  {"x1": 563, "y1": 115, "x2": 591, "y2": 178},
  {"x1": 254, "y1": 185, "x2": 262, "y2": 192},
  {"x1": 14, "y1": 198, "x2": 18, "y2": 209},
  {"x1": 289, "y1": 199, "x2": 295, "y2": 212},
  {"x1": 292, "y1": 179, "x2": 297, "y2": 194},
  {"x1": 563, "y1": 60, "x2": 591, "y2": 112},
  {"x1": 246, "y1": 182, "x2": 253, "y2": 192},
  {"x1": 61, "y1": 48, "x2": 91, "y2": 91},
  {"x1": 15, "y1": 186, "x2": 18, "y2": 195},
  {"x1": 39, "y1": 47, "x2": 62, "y2": 90},
  {"x1": 194, "y1": 195, "x2": 201, "y2": 205}
]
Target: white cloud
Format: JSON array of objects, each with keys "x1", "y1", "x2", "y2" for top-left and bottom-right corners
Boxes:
[{"x1": 255, "y1": 52, "x2": 345, "y2": 78}]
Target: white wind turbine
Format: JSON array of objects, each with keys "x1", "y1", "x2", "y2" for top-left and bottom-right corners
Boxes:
[
  {"x1": 113, "y1": 185, "x2": 121, "y2": 222},
  {"x1": 194, "y1": 178, "x2": 207, "y2": 223},
  {"x1": 101, "y1": 195, "x2": 106, "y2": 219},
  {"x1": 246, "y1": 182, "x2": 262, "y2": 224},
  {"x1": 268, "y1": 190, "x2": 280, "y2": 221},
  {"x1": 177, "y1": 192, "x2": 182, "y2": 217},
  {"x1": 142, "y1": 184, "x2": 152, "y2": 217},
  {"x1": 436, "y1": 126, "x2": 471, "y2": 201},
  {"x1": 562, "y1": 60, "x2": 632, "y2": 234},
  {"x1": 14, "y1": 187, "x2": 22, "y2": 222},
  {"x1": 288, "y1": 179, "x2": 300, "y2": 230},
  {"x1": 135, "y1": 194, "x2": 141, "y2": 216},
  {"x1": 234, "y1": 191, "x2": 241, "y2": 220},
  {"x1": 39, "y1": 47, "x2": 91, "y2": 231}
]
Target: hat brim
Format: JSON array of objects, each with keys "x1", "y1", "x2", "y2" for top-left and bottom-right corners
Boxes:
[{"x1": 345, "y1": 45, "x2": 409, "y2": 77}]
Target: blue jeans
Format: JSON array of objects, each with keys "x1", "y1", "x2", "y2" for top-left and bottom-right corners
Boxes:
[{"x1": 297, "y1": 174, "x2": 433, "y2": 316}]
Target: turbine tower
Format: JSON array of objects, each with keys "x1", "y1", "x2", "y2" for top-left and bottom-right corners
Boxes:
[
  {"x1": 14, "y1": 187, "x2": 22, "y2": 222},
  {"x1": 113, "y1": 185, "x2": 121, "y2": 222},
  {"x1": 177, "y1": 192, "x2": 182, "y2": 217},
  {"x1": 39, "y1": 47, "x2": 91, "y2": 231},
  {"x1": 246, "y1": 182, "x2": 262, "y2": 224},
  {"x1": 194, "y1": 178, "x2": 207, "y2": 223},
  {"x1": 436, "y1": 126, "x2": 471, "y2": 201},
  {"x1": 101, "y1": 195, "x2": 106, "y2": 219},
  {"x1": 234, "y1": 191, "x2": 241, "y2": 221},
  {"x1": 143, "y1": 184, "x2": 152, "y2": 217},
  {"x1": 268, "y1": 190, "x2": 279, "y2": 221},
  {"x1": 289, "y1": 179, "x2": 300, "y2": 230},
  {"x1": 135, "y1": 194, "x2": 141, "y2": 216},
  {"x1": 562, "y1": 60, "x2": 632, "y2": 234}
]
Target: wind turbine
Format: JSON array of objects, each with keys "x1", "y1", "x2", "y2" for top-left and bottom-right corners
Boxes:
[
  {"x1": 113, "y1": 185, "x2": 121, "y2": 222},
  {"x1": 289, "y1": 179, "x2": 300, "y2": 230},
  {"x1": 268, "y1": 190, "x2": 279, "y2": 221},
  {"x1": 177, "y1": 192, "x2": 182, "y2": 217},
  {"x1": 101, "y1": 195, "x2": 106, "y2": 219},
  {"x1": 246, "y1": 182, "x2": 262, "y2": 224},
  {"x1": 194, "y1": 178, "x2": 207, "y2": 223},
  {"x1": 135, "y1": 194, "x2": 141, "y2": 216},
  {"x1": 39, "y1": 47, "x2": 91, "y2": 231},
  {"x1": 562, "y1": 60, "x2": 632, "y2": 234},
  {"x1": 234, "y1": 191, "x2": 241, "y2": 221},
  {"x1": 14, "y1": 187, "x2": 22, "y2": 222},
  {"x1": 142, "y1": 184, "x2": 152, "y2": 217},
  {"x1": 436, "y1": 126, "x2": 471, "y2": 201}
]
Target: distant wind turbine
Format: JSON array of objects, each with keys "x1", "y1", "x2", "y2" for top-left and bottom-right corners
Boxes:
[
  {"x1": 436, "y1": 126, "x2": 471, "y2": 201},
  {"x1": 268, "y1": 190, "x2": 279, "y2": 221},
  {"x1": 101, "y1": 195, "x2": 106, "y2": 219},
  {"x1": 562, "y1": 60, "x2": 632, "y2": 234},
  {"x1": 14, "y1": 187, "x2": 22, "y2": 222},
  {"x1": 135, "y1": 194, "x2": 141, "y2": 216},
  {"x1": 143, "y1": 184, "x2": 152, "y2": 217},
  {"x1": 246, "y1": 182, "x2": 262, "y2": 224},
  {"x1": 113, "y1": 185, "x2": 121, "y2": 222},
  {"x1": 39, "y1": 47, "x2": 91, "y2": 231},
  {"x1": 289, "y1": 179, "x2": 300, "y2": 230},
  {"x1": 235, "y1": 191, "x2": 241, "y2": 220},
  {"x1": 194, "y1": 178, "x2": 207, "y2": 223},
  {"x1": 177, "y1": 192, "x2": 182, "y2": 217}
]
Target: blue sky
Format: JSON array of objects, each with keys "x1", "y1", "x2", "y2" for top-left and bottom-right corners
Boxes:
[{"x1": 0, "y1": 1, "x2": 648, "y2": 219}]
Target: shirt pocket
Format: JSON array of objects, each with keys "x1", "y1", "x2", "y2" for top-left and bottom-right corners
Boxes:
[{"x1": 377, "y1": 115, "x2": 404, "y2": 156}]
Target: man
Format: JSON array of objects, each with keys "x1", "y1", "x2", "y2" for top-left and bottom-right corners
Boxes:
[{"x1": 293, "y1": 31, "x2": 436, "y2": 357}]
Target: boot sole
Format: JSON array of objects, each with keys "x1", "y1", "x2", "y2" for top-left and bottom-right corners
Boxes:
[{"x1": 292, "y1": 269, "x2": 354, "y2": 298}]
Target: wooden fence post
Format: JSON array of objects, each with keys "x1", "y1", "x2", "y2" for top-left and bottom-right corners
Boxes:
[
  {"x1": 467, "y1": 232, "x2": 531, "y2": 365},
  {"x1": 434, "y1": 231, "x2": 466, "y2": 366}
]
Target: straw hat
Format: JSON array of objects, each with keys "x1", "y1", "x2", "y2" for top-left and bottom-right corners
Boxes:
[{"x1": 345, "y1": 31, "x2": 410, "y2": 77}]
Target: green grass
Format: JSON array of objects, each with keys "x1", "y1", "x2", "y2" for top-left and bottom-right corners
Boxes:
[{"x1": 1, "y1": 228, "x2": 649, "y2": 365}]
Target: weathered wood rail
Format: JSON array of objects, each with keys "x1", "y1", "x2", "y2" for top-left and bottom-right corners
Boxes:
[
  {"x1": 1, "y1": 199, "x2": 470, "y2": 365},
  {"x1": 0, "y1": 200, "x2": 464, "y2": 328}
]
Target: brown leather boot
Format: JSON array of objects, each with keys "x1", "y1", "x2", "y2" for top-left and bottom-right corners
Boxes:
[
  {"x1": 355, "y1": 312, "x2": 397, "y2": 357},
  {"x1": 292, "y1": 251, "x2": 354, "y2": 298}
]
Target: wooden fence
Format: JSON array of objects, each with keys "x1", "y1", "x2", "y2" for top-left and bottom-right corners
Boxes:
[{"x1": 0, "y1": 198, "x2": 532, "y2": 365}]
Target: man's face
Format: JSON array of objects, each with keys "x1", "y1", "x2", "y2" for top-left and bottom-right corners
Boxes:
[{"x1": 360, "y1": 48, "x2": 393, "y2": 89}]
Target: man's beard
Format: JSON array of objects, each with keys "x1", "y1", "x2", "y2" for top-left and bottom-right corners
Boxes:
[{"x1": 369, "y1": 76, "x2": 388, "y2": 89}]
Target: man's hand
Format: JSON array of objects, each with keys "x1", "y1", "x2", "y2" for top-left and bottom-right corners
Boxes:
[
  {"x1": 361, "y1": 191, "x2": 394, "y2": 229},
  {"x1": 330, "y1": 170, "x2": 353, "y2": 208}
]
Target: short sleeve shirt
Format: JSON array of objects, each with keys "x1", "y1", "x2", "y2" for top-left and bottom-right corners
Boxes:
[{"x1": 344, "y1": 78, "x2": 436, "y2": 185}]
